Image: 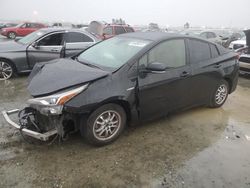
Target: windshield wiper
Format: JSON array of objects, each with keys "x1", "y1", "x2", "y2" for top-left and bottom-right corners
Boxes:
[{"x1": 75, "y1": 57, "x2": 102, "y2": 70}]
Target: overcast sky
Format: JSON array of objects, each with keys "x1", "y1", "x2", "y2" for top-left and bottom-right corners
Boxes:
[{"x1": 0, "y1": 0, "x2": 249, "y2": 28}]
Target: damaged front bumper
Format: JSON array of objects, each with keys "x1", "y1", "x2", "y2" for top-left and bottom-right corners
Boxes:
[
  {"x1": 2, "y1": 109, "x2": 58, "y2": 141},
  {"x1": 2, "y1": 85, "x2": 87, "y2": 142}
]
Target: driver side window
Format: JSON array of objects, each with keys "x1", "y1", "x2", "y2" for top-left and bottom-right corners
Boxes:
[
  {"x1": 38, "y1": 33, "x2": 64, "y2": 46},
  {"x1": 139, "y1": 39, "x2": 186, "y2": 68},
  {"x1": 21, "y1": 24, "x2": 27, "y2": 28}
]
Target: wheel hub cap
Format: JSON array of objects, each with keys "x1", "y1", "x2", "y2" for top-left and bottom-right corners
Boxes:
[
  {"x1": 215, "y1": 84, "x2": 227, "y2": 105},
  {"x1": 93, "y1": 110, "x2": 121, "y2": 141},
  {"x1": 0, "y1": 62, "x2": 13, "y2": 80}
]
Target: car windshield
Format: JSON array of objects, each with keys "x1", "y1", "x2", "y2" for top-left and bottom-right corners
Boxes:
[
  {"x1": 77, "y1": 37, "x2": 151, "y2": 69},
  {"x1": 18, "y1": 30, "x2": 45, "y2": 45}
]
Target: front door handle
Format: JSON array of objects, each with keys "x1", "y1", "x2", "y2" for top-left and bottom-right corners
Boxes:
[
  {"x1": 180, "y1": 71, "x2": 190, "y2": 77},
  {"x1": 51, "y1": 48, "x2": 60, "y2": 52},
  {"x1": 214, "y1": 64, "x2": 222, "y2": 68}
]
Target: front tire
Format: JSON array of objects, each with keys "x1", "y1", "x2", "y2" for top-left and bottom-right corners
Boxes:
[
  {"x1": 0, "y1": 60, "x2": 15, "y2": 80},
  {"x1": 81, "y1": 103, "x2": 126, "y2": 146},
  {"x1": 7, "y1": 32, "x2": 16, "y2": 39},
  {"x1": 209, "y1": 80, "x2": 229, "y2": 108}
]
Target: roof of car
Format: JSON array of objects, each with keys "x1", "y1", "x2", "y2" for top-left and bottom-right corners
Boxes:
[
  {"x1": 105, "y1": 24, "x2": 132, "y2": 27},
  {"x1": 38, "y1": 28, "x2": 99, "y2": 39},
  {"x1": 118, "y1": 32, "x2": 186, "y2": 42}
]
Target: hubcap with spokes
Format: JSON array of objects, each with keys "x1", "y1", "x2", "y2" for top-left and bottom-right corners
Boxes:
[
  {"x1": 93, "y1": 110, "x2": 121, "y2": 141},
  {"x1": 0, "y1": 62, "x2": 13, "y2": 80},
  {"x1": 215, "y1": 84, "x2": 227, "y2": 105},
  {"x1": 9, "y1": 32, "x2": 16, "y2": 39}
]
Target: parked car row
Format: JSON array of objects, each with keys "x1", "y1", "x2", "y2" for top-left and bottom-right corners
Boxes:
[
  {"x1": 179, "y1": 29, "x2": 244, "y2": 48},
  {"x1": 0, "y1": 20, "x2": 137, "y2": 80}
]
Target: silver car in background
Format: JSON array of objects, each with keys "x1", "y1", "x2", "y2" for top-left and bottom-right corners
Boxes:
[{"x1": 0, "y1": 28, "x2": 100, "y2": 80}]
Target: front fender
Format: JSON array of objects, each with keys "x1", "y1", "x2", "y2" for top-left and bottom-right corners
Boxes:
[
  {"x1": 0, "y1": 51, "x2": 28, "y2": 72},
  {"x1": 64, "y1": 72, "x2": 137, "y2": 115}
]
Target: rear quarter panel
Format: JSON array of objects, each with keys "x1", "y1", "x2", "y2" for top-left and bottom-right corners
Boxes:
[{"x1": 189, "y1": 52, "x2": 238, "y2": 105}]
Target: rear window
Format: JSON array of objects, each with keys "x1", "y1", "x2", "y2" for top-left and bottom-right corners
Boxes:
[
  {"x1": 65, "y1": 32, "x2": 93, "y2": 43},
  {"x1": 189, "y1": 39, "x2": 211, "y2": 63},
  {"x1": 207, "y1": 32, "x2": 216, "y2": 39},
  {"x1": 217, "y1": 45, "x2": 229, "y2": 55},
  {"x1": 103, "y1": 26, "x2": 113, "y2": 35},
  {"x1": 114, "y1": 26, "x2": 126, "y2": 35},
  {"x1": 125, "y1": 27, "x2": 134, "y2": 33},
  {"x1": 210, "y1": 44, "x2": 219, "y2": 58}
]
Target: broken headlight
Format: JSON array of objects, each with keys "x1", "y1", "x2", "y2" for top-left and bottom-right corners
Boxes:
[{"x1": 27, "y1": 84, "x2": 88, "y2": 115}]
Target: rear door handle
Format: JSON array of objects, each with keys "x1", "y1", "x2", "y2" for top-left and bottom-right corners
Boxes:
[
  {"x1": 214, "y1": 64, "x2": 222, "y2": 68},
  {"x1": 180, "y1": 71, "x2": 190, "y2": 77}
]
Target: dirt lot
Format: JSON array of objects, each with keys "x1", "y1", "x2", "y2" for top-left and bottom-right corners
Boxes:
[{"x1": 0, "y1": 75, "x2": 250, "y2": 188}]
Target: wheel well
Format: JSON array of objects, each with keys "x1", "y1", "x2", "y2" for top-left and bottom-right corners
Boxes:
[
  {"x1": 113, "y1": 100, "x2": 131, "y2": 121},
  {"x1": 224, "y1": 77, "x2": 232, "y2": 93},
  {"x1": 0, "y1": 58, "x2": 17, "y2": 73},
  {"x1": 101, "y1": 100, "x2": 131, "y2": 122},
  {"x1": 7, "y1": 31, "x2": 16, "y2": 35}
]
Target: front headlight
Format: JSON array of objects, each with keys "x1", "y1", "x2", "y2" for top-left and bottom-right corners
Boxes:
[{"x1": 27, "y1": 84, "x2": 88, "y2": 115}]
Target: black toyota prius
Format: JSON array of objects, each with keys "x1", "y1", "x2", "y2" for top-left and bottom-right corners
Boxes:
[{"x1": 2, "y1": 32, "x2": 239, "y2": 146}]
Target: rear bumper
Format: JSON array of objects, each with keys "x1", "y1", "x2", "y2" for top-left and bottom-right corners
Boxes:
[{"x1": 2, "y1": 109, "x2": 57, "y2": 141}]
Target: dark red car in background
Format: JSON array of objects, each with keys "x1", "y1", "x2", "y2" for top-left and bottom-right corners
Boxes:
[
  {"x1": 101, "y1": 24, "x2": 135, "y2": 39},
  {"x1": 88, "y1": 21, "x2": 135, "y2": 40},
  {"x1": 0, "y1": 22, "x2": 46, "y2": 39}
]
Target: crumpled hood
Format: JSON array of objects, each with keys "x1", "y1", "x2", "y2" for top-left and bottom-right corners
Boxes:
[
  {"x1": 28, "y1": 58, "x2": 110, "y2": 97},
  {"x1": 0, "y1": 40, "x2": 26, "y2": 52}
]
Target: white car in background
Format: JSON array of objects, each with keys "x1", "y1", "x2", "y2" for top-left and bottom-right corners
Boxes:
[
  {"x1": 229, "y1": 36, "x2": 246, "y2": 50},
  {"x1": 237, "y1": 30, "x2": 250, "y2": 74}
]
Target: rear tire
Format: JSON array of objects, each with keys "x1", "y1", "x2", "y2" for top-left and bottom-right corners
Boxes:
[
  {"x1": 80, "y1": 103, "x2": 126, "y2": 146},
  {"x1": 0, "y1": 60, "x2": 16, "y2": 80},
  {"x1": 7, "y1": 32, "x2": 16, "y2": 39},
  {"x1": 209, "y1": 80, "x2": 229, "y2": 108}
]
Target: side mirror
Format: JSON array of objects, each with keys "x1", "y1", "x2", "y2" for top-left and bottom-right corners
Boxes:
[
  {"x1": 146, "y1": 62, "x2": 168, "y2": 72},
  {"x1": 32, "y1": 41, "x2": 39, "y2": 49}
]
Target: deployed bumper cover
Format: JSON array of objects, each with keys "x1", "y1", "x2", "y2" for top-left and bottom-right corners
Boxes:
[{"x1": 2, "y1": 109, "x2": 57, "y2": 141}]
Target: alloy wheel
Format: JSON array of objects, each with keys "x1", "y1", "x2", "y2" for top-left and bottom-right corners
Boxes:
[
  {"x1": 215, "y1": 84, "x2": 228, "y2": 105},
  {"x1": 8, "y1": 32, "x2": 16, "y2": 39},
  {"x1": 93, "y1": 110, "x2": 121, "y2": 141},
  {"x1": 0, "y1": 61, "x2": 13, "y2": 80}
]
